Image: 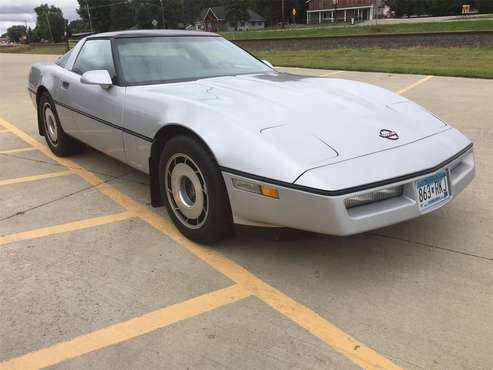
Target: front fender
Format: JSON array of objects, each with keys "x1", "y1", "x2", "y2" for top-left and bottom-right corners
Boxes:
[{"x1": 124, "y1": 87, "x2": 311, "y2": 183}]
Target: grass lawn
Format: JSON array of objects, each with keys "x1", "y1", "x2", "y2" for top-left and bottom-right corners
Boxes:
[
  {"x1": 254, "y1": 46, "x2": 493, "y2": 79},
  {"x1": 222, "y1": 19, "x2": 493, "y2": 40},
  {"x1": 0, "y1": 46, "x2": 67, "y2": 55},
  {"x1": 2, "y1": 43, "x2": 490, "y2": 79}
]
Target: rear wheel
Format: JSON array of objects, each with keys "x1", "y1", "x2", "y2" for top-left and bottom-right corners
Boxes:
[
  {"x1": 38, "y1": 92, "x2": 84, "y2": 156},
  {"x1": 158, "y1": 135, "x2": 233, "y2": 243}
]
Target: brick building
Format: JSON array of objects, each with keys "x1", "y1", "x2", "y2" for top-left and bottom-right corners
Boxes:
[{"x1": 306, "y1": 0, "x2": 384, "y2": 24}]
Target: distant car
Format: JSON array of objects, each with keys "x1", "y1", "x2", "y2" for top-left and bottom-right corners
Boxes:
[{"x1": 28, "y1": 30, "x2": 475, "y2": 243}]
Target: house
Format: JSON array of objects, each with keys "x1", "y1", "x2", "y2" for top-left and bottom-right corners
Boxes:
[
  {"x1": 198, "y1": 6, "x2": 265, "y2": 32},
  {"x1": 306, "y1": 0, "x2": 385, "y2": 24}
]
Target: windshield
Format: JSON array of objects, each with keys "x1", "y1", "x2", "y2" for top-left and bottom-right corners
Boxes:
[{"x1": 115, "y1": 36, "x2": 272, "y2": 84}]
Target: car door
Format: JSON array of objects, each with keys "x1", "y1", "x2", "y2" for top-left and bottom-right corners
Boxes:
[
  {"x1": 69, "y1": 38, "x2": 125, "y2": 162},
  {"x1": 51, "y1": 49, "x2": 78, "y2": 135}
]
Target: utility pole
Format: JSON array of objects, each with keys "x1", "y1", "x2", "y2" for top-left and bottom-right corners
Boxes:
[
  {"x1": 86, "y1": 1, "x2": 94, "y2": 32},
  {"x1": 160, "y1": 0, "x2": 166, "y2": 29},
  {"x1": 44, "y1": 11, "x2": 54, "y2": 43},
  {"x1": 374, "y1": 0, "x2": 379, "y2": 25},
  {"x1": 25, "y1": 19, "x2": 30, "y2": 44},
  {"x1": 281, "y1": 0, "x2": 285, "y2": 28}
]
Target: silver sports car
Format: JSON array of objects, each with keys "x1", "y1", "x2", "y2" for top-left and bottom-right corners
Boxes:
[{"x1": 28, "y1": 30, "x2": 475, "y2": 243}]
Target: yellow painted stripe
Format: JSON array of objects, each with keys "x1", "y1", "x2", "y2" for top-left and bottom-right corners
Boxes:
[
  {"x1": 0, "y1": 212, "x2": 133, "y2": 247},
  {"x1": 319, "y1": 70, "x2": 345, "y2": 77},
  {"x1": 0, "y1": 285, "x2": 250, "y2": 370},
  {"x1": 0, "y1": 171, "x2": 72, "y2": 187},
  {"x1": 397, "y1": 75, "x2": 433, "y2": 95},
  {"x1": 0, "y1": 117, "x2": 401, "y2": 369},
  {"x1": 139, "y1": 213, "x2": 402, "y2": 370},
  {"x1": 0, "y1": 147, "x2": 37, "y2": 155}
]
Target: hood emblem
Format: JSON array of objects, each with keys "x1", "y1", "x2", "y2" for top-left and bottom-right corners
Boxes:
[{"x1": 379, "y1": 129, "x2": 399, "y2": 140}]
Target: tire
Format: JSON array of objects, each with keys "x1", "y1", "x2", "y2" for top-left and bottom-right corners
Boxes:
[
  {"x1": 158, "y1": 135, "x2": 233, "y2": 243},
  {"x1": 38, "y1": 92, "x2": 84, "y2": 157}
]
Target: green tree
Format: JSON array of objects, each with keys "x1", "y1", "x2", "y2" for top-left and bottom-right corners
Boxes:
[
  {"x1": 132, "y1": 0, "x2": 163, "y2": 28},
  {"x1": 33, "y1": 4, "x2": 67, "y2": 43},
  {"x1": 164, "y1": 0, "x2": 186, "y2": 29},
  {"x1": 77, "y1": 0, "x2": 111, "y2": 33},
  {"x1": 386, "y1": 0, "x2": 416, "y2": 17},
  {"x1": 68, "y1": 19, "x2": 89, "y2": 35},
  {"x1": 110, "y1": 0, "x2": 132, "y2": 30},
  {"x1": 225, "y1": 0, "x2": 249, "y2": 30},
  {"x1": 5, "y1": 25, "x2": 26, "y2": 43},
  {"x1": 424, "y1": 0, "x2": 462, "y2": 16},
  {"x1": 183, "y1": 0, "x2": 204, "y2": 25},
  {"x1": 477, "y1": 0, "x2": 493, "y2": 13},
  {"x1": 387, "y1": 0, "x2": 473, "y2": 17},
  {"x1": 247, "y1": 0, "x2": 287, "y2": 27}
]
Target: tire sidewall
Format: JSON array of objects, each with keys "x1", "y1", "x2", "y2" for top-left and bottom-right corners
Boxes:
[
  {"x1": 158, "y1": 135, "x2": 233, "y2": 243},
  {"x1": 38, "y1": 93, "x2": 66, "y2": 156}
]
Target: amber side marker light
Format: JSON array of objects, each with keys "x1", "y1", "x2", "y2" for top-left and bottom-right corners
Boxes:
[
  {"x1": 232, "y1": 178, "x2": 279, "y2": 199},
  {"x1": 260, "y1": 185, "x2": 279, "y2": 199}
]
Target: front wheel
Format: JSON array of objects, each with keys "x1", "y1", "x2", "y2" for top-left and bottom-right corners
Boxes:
[{"x1": 158, "y1": 135, "x2": 233, "y2": 243}]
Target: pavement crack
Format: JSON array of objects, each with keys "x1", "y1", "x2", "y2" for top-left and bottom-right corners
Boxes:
[
  {"x1": 371, "y1": 232, "x2": 493, "y2": 262},
  {"x1": 0, "y1": 152, "x2": 67, "y2": 169},
  {"x1": 387, "y1": 354, "x2": 428, "y2": 370},
  {"x1": 0, "y1": 171, "x2": 134, "y2": 225}
]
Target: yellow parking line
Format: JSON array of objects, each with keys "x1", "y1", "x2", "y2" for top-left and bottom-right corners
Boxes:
[
  {"x1": 0, "y1": 171, "x2": 72, "y2": 187},
  {"x1": 0, "y1": 147, "x2": 38, "y2": 155},
  {"x1": 0, "y1": 212, "x2": 133, "y2": 247},
  {"x1": 0, "y1": 284, "x2": 250, "y2": 370},
  {"x1": 320, "y1": 70, "x2": 345, "y2": 77},
  {"x1": 0, "y1": 117, "x2": 401, "y2": 369},
  {"x1": 397, "y1": 75, "x2": 433, "y2": 95},
  {"x1": 139, "y1": 213, "x2": 401, "y2": 370}
]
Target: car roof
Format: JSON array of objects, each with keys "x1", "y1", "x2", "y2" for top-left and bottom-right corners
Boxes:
[{"x1": 87, "y1": 29, "x2": 219, "y2": 39}]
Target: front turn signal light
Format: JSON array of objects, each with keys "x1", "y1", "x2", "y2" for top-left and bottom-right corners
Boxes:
[{"x1": 232, "y1": 178, "x2": 279, "y2": 199}]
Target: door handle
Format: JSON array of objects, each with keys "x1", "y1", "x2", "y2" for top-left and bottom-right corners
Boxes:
[{"x1": 62, "y1": 81, "x2": 70, "y2": 89}]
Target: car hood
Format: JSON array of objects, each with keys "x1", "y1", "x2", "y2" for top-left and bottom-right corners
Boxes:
[
  {"x1": 135, "y1": 73, "x2": 449, "y2": 180},
  {"x1": 193, "y1": 73, "x2": 448, "y2": 165}
]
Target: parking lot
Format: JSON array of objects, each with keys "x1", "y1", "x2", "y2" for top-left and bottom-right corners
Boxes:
[{"x1": 0, "y1": 53, "x2": 492, "y2": 370}]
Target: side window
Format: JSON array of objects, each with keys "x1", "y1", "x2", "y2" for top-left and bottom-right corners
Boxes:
[
  {"x1": 55, "y1": 49, "x2": 73, "y2": 68},
  {"x1": 72, "y1": 39, "x2": 116, "y2": 79}
]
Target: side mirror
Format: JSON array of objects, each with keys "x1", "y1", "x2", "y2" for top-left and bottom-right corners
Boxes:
[
  {"x1": 80, "y1": 70, "x2": 112, "y2": 89},
  {"x1": 262, "y1": 60, "x2": 274, "y2": 69}
]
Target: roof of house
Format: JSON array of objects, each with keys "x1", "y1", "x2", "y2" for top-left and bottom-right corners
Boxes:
[{"x1": 200, "y1": 6, "x2": 265, "y2": 22}]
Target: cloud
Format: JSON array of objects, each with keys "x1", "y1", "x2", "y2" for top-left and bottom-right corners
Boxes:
[
  {"x1": 0, "y1": 0, "x2": 79, "y2": 34},
  {"x1": 0, "y1": 13, "x2": 36, "y2": 23}
]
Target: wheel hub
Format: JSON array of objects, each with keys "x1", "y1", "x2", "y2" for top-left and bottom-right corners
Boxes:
[
  {"x1": 165, "y1": 154, "x2": 208, "y2": 229},
  {"x1": 43, "y1": 103, "x2": 58, "y2": 144}
]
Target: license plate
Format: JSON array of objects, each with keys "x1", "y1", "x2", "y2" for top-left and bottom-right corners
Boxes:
[{"x1": 415, "y1": 170, "x2": 450, "y2": 210}]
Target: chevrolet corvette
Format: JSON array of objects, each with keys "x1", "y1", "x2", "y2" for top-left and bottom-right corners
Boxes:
[{"x1": 28, "y1": 30, "x2": 475, "y2": 242}]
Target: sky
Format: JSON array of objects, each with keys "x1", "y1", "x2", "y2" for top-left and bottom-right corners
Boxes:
[{"x1": 0, "y1": 0, "x2": 80, "y2": 35}]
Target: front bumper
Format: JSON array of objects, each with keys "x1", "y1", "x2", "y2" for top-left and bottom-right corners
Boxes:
[{"x1": 222, "y1": 146, "x2": 475, "y2": 236}]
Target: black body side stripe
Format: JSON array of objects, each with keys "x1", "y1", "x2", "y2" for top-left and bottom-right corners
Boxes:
[
  {"x1": 219, "y1": 143, "x2": 473, "y2": 197},
  {"x1": 54, "y1": 100, "x2": 153, "y2": 142}
]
